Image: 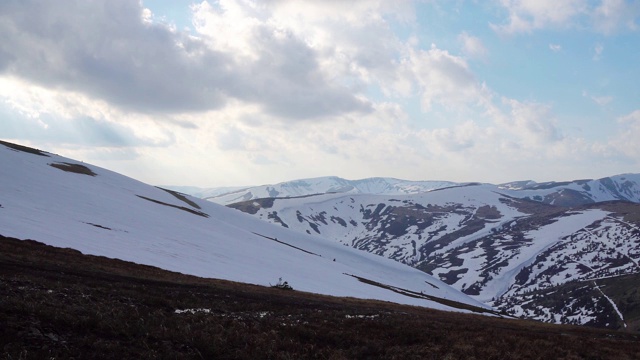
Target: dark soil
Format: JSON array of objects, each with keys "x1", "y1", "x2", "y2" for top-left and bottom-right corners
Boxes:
[{"x1": 1, "y1": 234, "x2": 640, "y2": 359}]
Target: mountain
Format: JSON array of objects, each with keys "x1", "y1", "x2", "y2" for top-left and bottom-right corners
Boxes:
[
  {"x1": 498, "y1": 174, "x2": 640, "y2": 206},
  {"x1": 174, "y1": 174, "x2": 640, "y2": 208},
  {"x1": 177, "y1": 176, "x2": 461, "y2": 205},
  {"x1": 227, "y1": 182, "x2": 640, "y2": 329},
  {"x1": 0, "y1": 140, "x2": 488, "y2": 313}
]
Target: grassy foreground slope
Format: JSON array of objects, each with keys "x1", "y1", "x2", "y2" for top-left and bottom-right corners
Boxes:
[{"x1": 2, "y1": 235, "x2": 640, "y2": 360}]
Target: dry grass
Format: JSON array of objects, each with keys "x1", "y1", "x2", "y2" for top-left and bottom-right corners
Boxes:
[
  {"x1": 157, "y1": 187, "x2": 202, "y2": 209},
  {"x1": 136, "y1": 195, "x2": 210, "y2": 218},
  {"x1": 0, "y1": 140, "x2": 49, "y2": 157},
  {"x1": 49, "y1": 162, "x2": 97, "y2": 176},
  {"x1": 1, "y1": 234, "x2": 640, "y2": 359}
]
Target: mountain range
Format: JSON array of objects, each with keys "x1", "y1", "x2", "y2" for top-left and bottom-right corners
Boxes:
[
  {"x1": 209, "y1": 174, "x2": 640, "y2": 330},
  {"x1": 166, "y1": 177, "x2": 461, "y2": 205},
  {"x1": 0, "y1": 140, "x2": 489, "y2": 314},
  {"x1": 171, "y1": 174, "x2": 640, "y2": 207}
]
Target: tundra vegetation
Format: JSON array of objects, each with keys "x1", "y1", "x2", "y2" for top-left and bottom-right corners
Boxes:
[{"x1": 2, "y1": 235, "x2": 640, "y2": 359}]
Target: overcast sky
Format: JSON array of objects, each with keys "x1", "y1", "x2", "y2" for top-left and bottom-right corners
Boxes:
[{"x1": 1, "y1": 0, "x2": 639, "y2": 187}]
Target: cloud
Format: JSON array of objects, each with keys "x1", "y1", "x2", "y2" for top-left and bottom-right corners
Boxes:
[
  {"x1": 0, "y1": 0, "x2": 228, "y2": 113},
  {"x1": 549, "y1": 43, "x2": 562, "y2": 52},
  {"x1": 593, "y1": 43, "x2": 604, "y2": 60},
  {"x1": 490, "y1": 0, "x2": 640, "y2": 35},
  {"x1": 458, "y1": 32, "x2": 488, "y2": 59},
  {"x1": 582, "y1": 90, "x2": 613, "y2": 106},
  {"x1": 409, "y1": 45, "x2": 486, "y2": 111},
  {"x1": 422, "y1": 121, "x2": 480, "y2": 153},
  {"x1": 495, "y1": 98, "x2": 562, "y2": 146},
  {"x1": 1, "y1": 0, "x2": 636, "y2": 187},
  {"x1": 609, "y1": 110, "x2": 640, "y2": 159},
  {"x1": 0, "y1": 0, "x2": 370, "y2": 120},
  {"x1": 490, "y1": 0, "x2": 587, "y2": 35},
  {"x1": 593, "y1": 0, "x2": 640, "y2": 34}
]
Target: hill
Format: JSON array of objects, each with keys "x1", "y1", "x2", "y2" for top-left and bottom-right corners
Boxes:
[{"x1": 3, "y1": 235, "x2": 640, "y2": 359}]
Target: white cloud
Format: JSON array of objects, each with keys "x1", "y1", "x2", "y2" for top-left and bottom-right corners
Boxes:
[
  {"x1": 549, "y1": 43, "x2": 562, "y2": 52},
  {"x1": 593, "y1": 0, "x2": 640, "y2": 34},
  {"x1": 458, "y1": 32, "x2": 489, "y2": 59},
  {"x1": 490, "y1": 0, "x2": 587, "y2": 35},
  {"x1": 490, "y1": 0, "x2": 640, "y2": 35},
  {"x1": 493, "y1": 98, "x2": 562, "y2": 146},
  {"x1": 593, "y1": 43, "x2": 605, "y2": 60},
  {"x1": 582, "y1": 90, "x2": 613, "y2": 106},
  {"x1": 610, "y1": 110, "x2": 640, "y2": 158},
  {"x1": 408, "y1": 45, "x2": 488, "y2": 111}
]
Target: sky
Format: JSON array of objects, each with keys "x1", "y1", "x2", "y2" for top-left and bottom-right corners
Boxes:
[{"x1": 1, "y1": 0, "x2": 639, "y2": 187}]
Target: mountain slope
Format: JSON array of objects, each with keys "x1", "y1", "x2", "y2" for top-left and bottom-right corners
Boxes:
[
  {"x1": 228, "y1": 185, "x2": 640, "y2": 328},
  {"x1": 0, "y1": 140, "x2": 486, "y2": 312}
]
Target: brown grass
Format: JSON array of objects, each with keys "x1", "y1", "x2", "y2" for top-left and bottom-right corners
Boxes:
[
  {"x1": 49, "y1": 162, "x2": 97, "y2": 176},
  {"x1": 0, "y1": 140, "x2": 49, "y2": 157},
  {"x1": 136, "y1": 195, "x2": 210, "y2": 218},
  {"x1": 157, "y1": 187, "x2": 202, "y2": 209},
  {"x1": 1, "y1": 234, "x2": 640, "y2": 359}
]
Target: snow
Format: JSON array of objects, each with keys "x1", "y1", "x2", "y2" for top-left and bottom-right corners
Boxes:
[
  {"x1": 480, "y1": 210, "x2": 610, "y2": 302},
  {"x1": 594, "y1": 284, "x2": 627, "y2": 328},
  {"x1": 0, "y1": 143, "x2": 488, "y2": 312}
]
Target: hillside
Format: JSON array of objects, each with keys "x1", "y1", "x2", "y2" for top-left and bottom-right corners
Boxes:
[
  {"x1": 0, "y1": 140, "x2": 487, "y2": 312},
  {"x1": 228, "y1": 184, "x2": 640, "y2": 329},
  {"x1": 3, "y1": 235, "x2": 640, "y2": 359}
]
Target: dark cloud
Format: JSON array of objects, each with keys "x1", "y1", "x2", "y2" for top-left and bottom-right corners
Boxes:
[
  {"x1": 0, "y1": 0, "x2": 229, "y2": 114},
  {"x1": 0, "y1": 0, "x2": 370, "y2": 120},
  {"x1": 231, "y1": 25, "x2": 372, "y2": 119}
]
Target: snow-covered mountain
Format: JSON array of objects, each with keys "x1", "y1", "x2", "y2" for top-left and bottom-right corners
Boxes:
[
  {"x1": 0, "y1": 140, "x2": 489, "y2": 313},
  {"x1": 177, "y1": 176, "x2": 461, "y2": 205},
  {"x1": 175, "y1": 174, "x2": 640, "y2": 209},
  {"x1": 228, "y1": 183, "x2": 640, "y2": 328},
  {"x1": 498, "y1": 174, "x2": 640, "y2": 206}
]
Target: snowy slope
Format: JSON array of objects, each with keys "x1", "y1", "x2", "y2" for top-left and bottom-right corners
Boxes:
[
  {"x1": 229, "y1": 184, "x2": 640, "y2": 312},
  {"x1": 190, "y1": 176, "x2": 460, "y2": 205},
  {"x1": 231, "y1": 184, "x2": 523, "y2": 264},
  {"x1": 0, "y1": 140, "x2": 488, "y2": 312}
]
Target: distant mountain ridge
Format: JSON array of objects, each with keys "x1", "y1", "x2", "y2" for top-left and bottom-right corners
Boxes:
[
  {"x1": 171, "y1": 174, "x2": 640, "y2": 208},
  {"x1": 167, "y1": 176, "x2": 461, "y2": 205}
]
